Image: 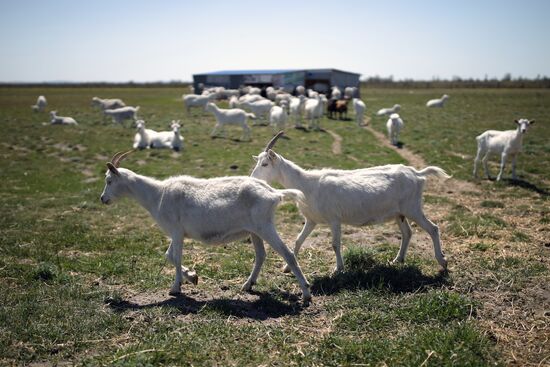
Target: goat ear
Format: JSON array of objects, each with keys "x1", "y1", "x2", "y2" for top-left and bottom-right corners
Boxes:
[
  {"x1": 514, "y1": 119, "x2": 520, "y2": 124},
  {"x1": 529, "y1": 120, "x2": 535, "y2": 125},
  {"x1": 106, "y1": 162, "x2": 120, "y2": 176},
  {"x1": 252, "y1": 155, "x2": 258, "y2": 161},
  {"x1": 267, "y1": 149, "x2": 277, "y2": 160}
]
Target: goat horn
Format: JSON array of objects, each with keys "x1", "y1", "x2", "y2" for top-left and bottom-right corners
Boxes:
[
  {"x1": 265, "y1": 131, "x2": 285, "y2": 152},
  {"x1": 110, "y1": 151, "x2": 125, "y2": 165},
  {"x1": 113, "y1": 149, "x2": 135, "y2": 168}
]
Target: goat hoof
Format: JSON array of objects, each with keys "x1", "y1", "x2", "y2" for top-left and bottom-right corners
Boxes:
[
  {"x1": 168, "y1": 289, "x2": 181, "y2": 296},
  {"x1": 241, "y1": 282, "x2": 254, "y2": 292},
  {"x1": 281, "y1": 264, "x2": 291, "y2": 273}
]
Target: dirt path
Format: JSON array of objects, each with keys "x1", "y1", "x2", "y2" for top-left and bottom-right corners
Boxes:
[{"x1": 325, "y1": 129, "x2": 342, "y2": 155}]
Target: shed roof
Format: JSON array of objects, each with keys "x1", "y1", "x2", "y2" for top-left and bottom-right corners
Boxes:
[{"x1": 194, "y1": 68, "x2": 361, "y2": 77}]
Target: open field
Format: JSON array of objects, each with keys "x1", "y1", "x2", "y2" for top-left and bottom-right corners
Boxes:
[{"x1": 0, "y1": 87, "x2": 548, "y2": 366}]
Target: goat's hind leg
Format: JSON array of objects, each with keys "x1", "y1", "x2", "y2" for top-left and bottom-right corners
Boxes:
[
  {"x1": 242, "y1": 234, "x2": 266, "y2": 291},
  {"x1": 407, "y1": 211, "x2": 447, "y2": 270},
  {"x1": 255, "y1": 225, "x2": 311, "y2": 301},
  {"x1": 392, "y1": 215, "x2": 413, "y2": 264},
  {"x1": 165, "y1": 239, "x2": 197, "y2": 295},
  {"x1": 282, "y1": 219, "x2": 316, "y2": 273}
]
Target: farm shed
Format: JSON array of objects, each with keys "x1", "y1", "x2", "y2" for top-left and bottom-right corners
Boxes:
[{"x1": 192, "y1": 68, "x2": 361, "y2": 96}]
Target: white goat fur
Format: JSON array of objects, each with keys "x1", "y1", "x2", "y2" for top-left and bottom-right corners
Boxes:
[
  {"x1": 269, "y1": 105, "x2": 288, "y2": 131},
  {"x1": 386, "y1": 113, "x2": 404, "y2": 146},
  {"x1": 473, "y1": 119, "x2": 534, "y2": 181},
  {"x1": 50, "y1": 111, "x2": 77, "y2": 125},
  {"x1": 103, "y1": 106, "x2": 139, "y2": 125},
  {"x1": 251, "y1": 148, "x2": 449, "y2": 273},
  {"x1": 426, "y1": 94, "x2": 449, "y2": 108},
  {"x1": 182, "y1": 94, "x2": 213, "y2": 113},
  {"x1": 32, "y1": 95, "x2": 47, "y2": 112},
  {"x1": 206, "y1": 102, "x2": 253, "y2": 140},
  {"x1": 376, "y1": 104, "x2": 401, "y2": 116},
  {"x1": 100, "y1": 160, "x2": 311, "y2": 300},
  {"x1": 239, "y1": 99, "x2": 274, "y2": 122},
  {"x1": 304, "y1": 96, "x2": 325, "y2": 130},
  {"x1": 149, "y1": 121, "x2": 184, "y2": 151},
  {"x1": 92, "y1": 97, "x2": 126, "y2": 110},
  {"x1": 289, "y1": 96, "x2": 306, "y2": 128},
  {"x1": 353, "y1": 98, "x2": 366, "y2": 126}
]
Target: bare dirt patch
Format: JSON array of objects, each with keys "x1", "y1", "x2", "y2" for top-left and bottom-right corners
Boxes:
[{"x1": 325, "y1": 129, "x2": 342, "y2": 155}]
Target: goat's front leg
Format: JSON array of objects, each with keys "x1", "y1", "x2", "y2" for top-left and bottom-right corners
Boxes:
[
  {"x1": 165, "y1": 238, "x2": 197, "y2": 296},
  {"x1": 283, "y1": 219, "x2": 317, "y2": 273},
  {"x1": 496, "y1": 152, "x2": 508, "y2": 181},
  {"x1": 511, "y1": 154, "x2": 518, "y2": 180},
  {"x1": 330, "y1": 222, "x2": 344, "y2": 274},
  {"x1": 242, "y1": 234, "x2": 266, "y2": 291}
]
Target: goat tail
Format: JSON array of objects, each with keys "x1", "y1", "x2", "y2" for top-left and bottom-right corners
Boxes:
[
  {"x1": 277, "y1": 189, "x2": 306, "y2": 206},
  {"x1": 416, "y1": 166, "x2": 451, "y2": 179},
  {"x1": 247, "y1": 113, "x2": 257, "y2": 119}
]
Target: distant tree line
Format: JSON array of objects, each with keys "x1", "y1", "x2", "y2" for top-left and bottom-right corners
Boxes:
[{"x1": 362, "y1": 74, "x2": 550, "y2": 89}]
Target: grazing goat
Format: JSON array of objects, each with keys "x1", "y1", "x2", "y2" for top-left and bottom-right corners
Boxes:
[
  {"x1": 473, "y1": 118, "x2": 534, "y2": 181},
  {"x1": 206, "y1": 102, "x2": 253, "y2": 141},
  {"x1": 251, "y1": 132, "x2": 449, "y2": 274},
  {"x1": 103, "y1": 106, "x2": 139, "y2": 125},
  {"x1": 91, "y1": 97, "x2": 126, "y2": 111},
  {"x1": 149, "y1": 121, "x2": 184, "y2": 151},
  {"x1": 353, "y1": 98, "x2": 366, "y2": 126},
  {"x1": 327, "y1": 99, "x2": 348, "y2": 120},
  {"x1": 238, "y1": 99, "x2": 274, "y2": 123},
  {"x1": 376, "y1": 104, "x2": 401, "y2": 116},
  {"x1": 269, "y1": 105, "x2": 288, "y2": 132},
  {"x1": 304, "y1": 96, "x2": 325, "y2": 130},
  {"x1": 426, "y1": 94, "x2": 449, "y2": 108},
  {"x1": 100, "y1": 151, "x2": 311, "y2": 300},
  {"x1": 289, "y1": 96, "x2": 306, "y2": 128},
  {"x1": 50, "y1": 111, "x2": 78, "y2": 125},
  {"x1": 386, "y1": 113, "x2": 404, "y2": 146},
  {"x1": 31, "y1": 95, "x2": 47, "y2": 112},
  {"x1": 182, "y1": 94, "x2": 213, "y2": 114}
]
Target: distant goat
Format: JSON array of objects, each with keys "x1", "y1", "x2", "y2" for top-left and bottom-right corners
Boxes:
[
  {"x1": 50, "y1": 111, "x2": 77, "y2": 125},
  {"x1": 386, "y1": 113, "x2": 404, "y2": 146},
  {"x1": 103, "y1": 106, "x2": 139, "y2": 125},
  {"x1": 149, "y1": 121, "x2": 184, "y2": 151},
  {"x1": 473, "y1": 118, "x2": 534, "y2": 181},
  {"x1": 100, "y1": 151, "x2": 311, "y2": 301},
  {"x1": 31, "y1": 95, "x2": 47, "y2": 112},
  {"x1": 327, "y1": 99, "x2": 348, "y2": 120},
  {"x1": 251, "y1": 132, "x2": 449, "y2": 274},
  {"x1": 353, "y1": 98, "x2": 366, "y2": 126},
  {"x1": 376, "y1": 104, "x2": 401, "y2": 116},
  {"x1": 206, "y1": 102, "x2": 253, "y2": 141},
  {"x1": 91, "y1": 97, "x2": 126, "y2": 111},
  {"x1": 426, "y1": 94, "x2": 449, "y2": 108}
]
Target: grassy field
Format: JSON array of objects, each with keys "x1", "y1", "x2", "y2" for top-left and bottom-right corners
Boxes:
[{"x1": 0, "y1": 86, "x2": 548, "y2": 366}]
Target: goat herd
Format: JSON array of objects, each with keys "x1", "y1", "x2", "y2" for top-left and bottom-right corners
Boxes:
[{"x1": 32, "y1": 85, "x2": 535, "y2": 302}]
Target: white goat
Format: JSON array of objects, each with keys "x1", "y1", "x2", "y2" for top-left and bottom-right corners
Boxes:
[
  {"x1": 473, "y1": 119, "x2": 534, "y2": 181},
  {"x1": 304, "y1": 96, "x2": 325, "y2": 130},
  {"x1": 251, "y1": 133, "x2": 449, "y2": 274},
  {"x1": 133, "y1": 120, "x2": 155, "y2": 149},
  {"x1": 182, "y1": 94, "x2": 213, "y2": 114},
  {"x1": 331, "y1": 86, "x2": 342, "y2": 100},
  {"x1": 91, "y1": 97, "x2": 126, "y2": 111},
  {"x1": 50, "y1": 111, "x2": 78, "y2": 125},
  {"x1": 149, "y1": 121, "x2": 184, "y2": 151},
  {"x1": 345, "y1": 87, "x2": 357, "y2": 99},
  {"x1": 228, "y1": 95, "x2": 239, "y2": 109},
  {"x1": 238, "y1": 94, "x2": 265, "y2": 104},
  {"x1": 31, "y1": 95, "x2": 47, "y2": 112},
  {"x1": 269, "y1": 105, "x2": 288, "y2": 132},
  {"x1": 206, "y1": 102, "x2": 253, "y2": 141},
  {"x1": 386, "y1": 113, "x2": 404, "y2": 146},
  {"x1": 100, "y1": 151, "x2": 311, "y2": 300},
  {"x1": 239, "y1": 99, "x2": 274, "y2": 123},
  {"x1": 426, "y1": 94, "x2": 449, "y2": 108},
  {"x1": 376, "y1": 104, "x2": 401, "y2": 116},
  {"x1": 295, "y1": 85, "x2": 306, "y2": 96},
  {"x1": 353, "y1": 98, "x2": 366, "y2": 126},
  {"x1": 289, "y1": 96, "x2": 306, "y2": 128},
  {"x1": 103, "y1": 106, "x2": 139, "y2": 125}
]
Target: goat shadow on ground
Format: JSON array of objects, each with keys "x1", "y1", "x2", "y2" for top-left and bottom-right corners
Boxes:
[
  {"x1": 106, "y1": 289, "x2": 304, "y2": 321},
  {"x1": 486, "y1": 177, "x2": 550, "y2": 197},
  {"x1": 503, "y1": 177, "x2": 549, "y2": 197},
  {"x1": 311, "y1": 261, "x2": 449, "y2": 296},
  {"x1": 210, "y1": 136, "x2": 249, "y2": 143}
]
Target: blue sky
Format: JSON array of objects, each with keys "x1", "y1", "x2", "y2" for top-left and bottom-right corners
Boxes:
[{"x1": 0, "y1": 0, "x2": 549, "y2": 82}]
